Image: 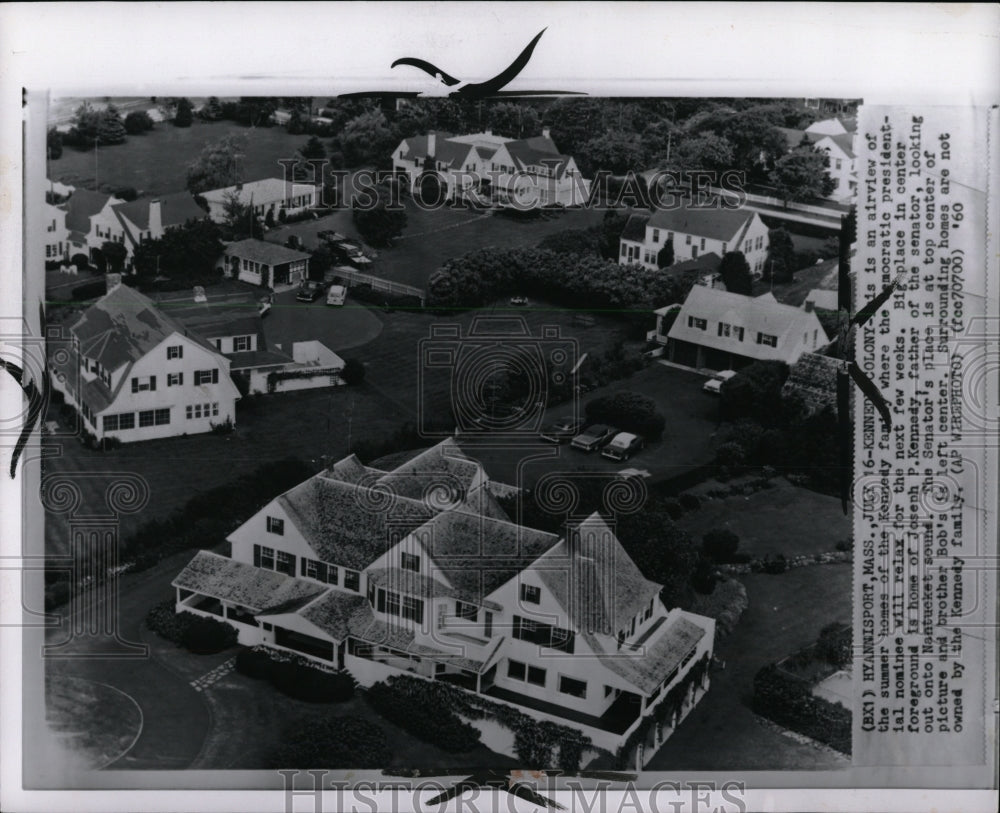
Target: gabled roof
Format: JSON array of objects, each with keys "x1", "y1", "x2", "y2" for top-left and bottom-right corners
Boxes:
[
  {"x1": 424, "y1": 510, "x2": 561, "y2": 607},
  {"x1": 172, "y1": 551, "x2": 326, "y2": 613},
  {"x1": 61, "y1": 189, "x2": 117, "y2": 235},
  {"x1": 202, "y1": 177, "x2": 317, "y2": 206},
  {"x1": 296, "y1": 590, "x2": 373, "y2": 640},
  {"x1": 667, "y1": 286, "x2": 828, "y2": 362},
  {"x1": 803, "y1": 288, "x2": 840, "y2": 311},
  {"x1": 399, "y1": 134, "x2": 472, "y2": 170},
  {"x1": 157, "y1": 289, "x2": 265, "y2": 341},
  {"x1": 112, "y1": 192, "x2": 206, "y2": 232},
  {"x1": 531, "y1": 513, "x2": 662, "y2": 638},
  {"x1": 817, "y1": 132, "x2": 855, "y2": 160},
  {"x1": 505, "y1": 139, "x2": 571, "y2": 179},
  {"x1": 277, "y1": 475, "x2": 437, "y2": 571},
  {"x1": 664, "y1": 252, "x2": 723, "y2": 278},
  {"x1": 647, "y1": 202, "x2": 755, "y2": 243},
  {"x1": 621, "y1": 213, "x2": 650, "y2": 243},
  {"x1": 374, "y1": 437, "x2": 482, "y2": 501},
  {"x1": 224, "y1": 238, "x2": 311, "y2": 265},
  {"x1": 599, "y1": 613, "x2": 707, "y2": 695},
  {"x1": 776, "y1": 127, "x2": 813, "y2": 150},
  {"x1": 71, "y1": 283, "x2": 217, "y2": 372}
]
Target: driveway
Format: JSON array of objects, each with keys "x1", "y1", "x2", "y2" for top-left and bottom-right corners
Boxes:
[
  {"x1": 262, "y1": 289, "x2": 384, "y2": 355},
  {"x1": 33, "y1": 551, "x2": 214, "y2": 778}
]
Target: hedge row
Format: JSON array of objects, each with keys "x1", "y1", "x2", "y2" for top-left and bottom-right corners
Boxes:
[
  {"x1": 365, "y1": 680, "x2": 481, "y2": 753},
  {"x1": 144, "y1": 601, "x2": 238, "y2": 654},
  {"x1": 752, "y1": 663, "x2": 852, "y2": 754},
  {"x1": 270, "y1": 715, "x2": 391, "y2": 768},
  {"x1": 235, "y1": 648, "x2": 355, "y2": 703}
]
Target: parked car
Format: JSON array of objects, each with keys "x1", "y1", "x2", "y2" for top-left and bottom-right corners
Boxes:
[
  {"x1": 702, "y1": 369, "x2": 738, "y2": 394},
  {"x1": 317, "y1": 230, "x2": 348, "y2": 244},
  {"x1": 509, "y1": 295, "x2": 529, "y2": 307},
  {"x1": 601, "y1": 432, "x2": 644, "y2": 461},
  {"x1": 570, "y1": 424, "x2": 618, "y2": 452},
  {"x1": 326, "y1": 284, "x2": 346, "y2": 306},
  {"x1": 296, "y1": 280, "x2": 325, "y2": 302},
  {"x1": 539, "y1": 416, "x2": 584, "y2": 444}
]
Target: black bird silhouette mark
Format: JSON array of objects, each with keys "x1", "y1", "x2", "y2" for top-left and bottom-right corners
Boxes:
[
  {"x1": 834, "y1": 208, "x2": 905, "y2": 512},
  {"x1": 344, "y1": 29, "x2": 583, "y2": 100},
  {"x1": 424, "y1": 769, "x2": 565, "y2": 809},
  {"x1": 3, "y1": 303, "x2": 48, "y2": 479}
]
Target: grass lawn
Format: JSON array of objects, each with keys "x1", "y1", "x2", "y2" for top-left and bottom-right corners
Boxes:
[
  {"x1": 195, "y1": 667, "x2": 517, "y2": 771},
  {"x1": 41, "y1": 382, "x2": 412, "y2": 557},
  {"x1": 675, "y1": 479, "x2": 851, "y2": 558},
  {"x1": 644, "y1": 563, "x2": 852, "y2": 771},
  {"x1": 48, "y1": 120, "x2": 313, "y2": 197}
]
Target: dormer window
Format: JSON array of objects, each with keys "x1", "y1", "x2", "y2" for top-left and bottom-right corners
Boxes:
[
  {"x1": 400, "y1": 552, "x2": 420, "y2": 572},
  {"x1": 520, "y1": 584, "x2": 541, "y2": 604}
]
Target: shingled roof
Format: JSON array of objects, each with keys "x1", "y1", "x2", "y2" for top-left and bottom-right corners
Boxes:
[
  {"x1": 647, "y1": 201, "x2": 756, "y2": 243},
  {"x1": 172, "y1": 551, "x2": 326, "y2": 613},
  {"x1": 61, "y1": 189, "x2": 118, "y2": 239},
  {"x1": 781, "y1": 351, "x2": 840, "y2": 414},
  {"x1": 224, "y1": 238, "x2": 311, "y2": 266},
  {"x1": 599, "y1": 613, "x2": 707, "y2": 695},
  {"x1": 113, "y1": 192, "x2": 206, "y2": 232}
]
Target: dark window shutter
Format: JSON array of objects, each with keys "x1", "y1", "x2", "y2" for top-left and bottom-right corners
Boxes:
[
  {"x1": 253, "y1": 545, "x2": 261, "y2": 567},
  {"x1": 149, "y1": 376, "x2": 156, "y2": 391},
  {"x1": 211, "y1": 369, "x2": 219, "y2": 384},
  {"x1": 131, "y1": 378, "x2": 138, "y2": 393}
]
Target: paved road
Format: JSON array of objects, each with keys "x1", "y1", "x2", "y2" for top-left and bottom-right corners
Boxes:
[{"x1": 41, "y1": 551, "x2": 213, "y2": 770}]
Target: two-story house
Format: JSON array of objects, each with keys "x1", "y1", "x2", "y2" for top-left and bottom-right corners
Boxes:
[
  {"x1": 659, "y1": 285, "x2": 830, "y2": 370},
  {"x1": 172, "y1": 439, "x2": 715, "y2": 758},
  {"x1": 49, "y1": 276, "x2": 241, "y2": 442},
  {"x1": 111, "y1": 193, "x2": 209, "y2": 262},
  {"x1": 392, "y1": 129, "x2": 590, "y2": 208},
  {"x1": 59, "y1": 189, "x2": 125, "y2": 264},
  {"x1": 44, "y1": 201, "x2": 69, "y2": 265},
  {"x1": 776, "y1": 118, "x2": 857, "y2": 203},
  {"x1": 619, "y1": 203, "x2": 770, "y2": 275},
  {"x1": 201, "y1": 177, "x2": 318, "y2": 226}
]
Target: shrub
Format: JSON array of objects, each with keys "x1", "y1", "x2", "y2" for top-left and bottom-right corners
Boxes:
[
  {"x1": 340, "y1": 358, "x2": 366, "y2": 385},
  {"x1": 99, "y1": 435, "x2": 122, "y2": 451},
  {"x1": 366, "y1": 681, "x2": 481, "y2": 753},
  {"x1": 752, "y1": 664, "x2": 851, "y2": 754},
  {"x1": 816, "y1": 622, "x2": 852, "y2": 668},
  {"x1": 180, "y1": 614, "x2": 238, "y2": 654},
  {"x1": 210, "y1": 416, "x2": 234, "y2": 435},
  {"x1": 71, "y1": 253, "x2": 90, "y2": 271},
  {"x1": 761, "y1": 553, "x2": 787, "y2": 574},
  {"x1": 678, "y1": 492, "x2": 701, "y2": 512},
  {"x1": 662, "y1": 498, "x2": 684, "y2": 520},
  {"x1": 270, "y1": 660, "x2": 354, "y2": 702},
  {"x1": 585, "y1": 391, "x2": 666, "y2": 440},
  {"x1": 270, "y1": 715, "x2": 390, "y2": 768},
  {"x1": 145, "y1": 599, "x2": 193, "y2": 644},
  {"x1": 835, "y1": 539, "x2": 852, "y2": 552},
  {"x1": 702, "y1": 529, "x2": 740, "y2": 563},
  {"x1": 235, "y1": 647, "x2": 275, "y2": 680}
]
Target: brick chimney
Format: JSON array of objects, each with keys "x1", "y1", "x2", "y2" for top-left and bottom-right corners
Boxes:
[
  {"x1": 149, "y1": 199, "x2": 163, "y2": 238},
  {"x1": 106, "y1": 272, "x2": 122, "y2": 293},
  {"x1": 484, "y1": 128, "x2": 492, "y2": 137},
  {"x1": 427, "y1": 131, "x2": 437, "y2": 158},
  {"x1": 804, "y1": 299, "x2": 815, "y2": 313}
]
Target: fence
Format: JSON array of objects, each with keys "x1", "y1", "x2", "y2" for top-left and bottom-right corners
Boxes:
[{"x1": 333, "y1": 267, "x2": 426, "y2": 305}]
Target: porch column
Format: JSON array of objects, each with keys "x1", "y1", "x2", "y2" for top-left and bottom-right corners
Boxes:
[{"x1": 635, "y1": 743, "x2": 643, "y2": 772}]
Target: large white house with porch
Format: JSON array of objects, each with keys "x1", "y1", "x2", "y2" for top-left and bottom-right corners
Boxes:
[
  {"x1": 172, "y1": 439, "x2": 715, "y2": 759},
  {"x1": 202, "y1": 177, "x2": 318, "y2": 226},
  {"x1": 392, "y1": 129, "x2": 590, "y2": 208},
  {"x1": 49, "y1": 278, "x2": 241, "y2": 443}
]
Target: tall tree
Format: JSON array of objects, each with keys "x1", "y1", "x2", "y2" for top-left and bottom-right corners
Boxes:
[
  {"x1": 174, "y1": 97, "x2": 194, "y2": 127},
  {"x1": 72, "y1": 102, "x2": 102, "y2": 146},
  {"x1": 352, "y1": 197, "x2": 406, "y2": 247},
  {"x1": 486, "y1": 103, "x2": 541, "y2": 139},
  {"x1": 186, "y1": 133, "x2": 249, "y2": 194},
  {"x1": 657, "y1": 239, "x2": 675, "y2": 269},
  {"x1": 763, "y1": 227, "x2": 797, "y2": 283},
  {"x1": 579, "y1": 130, "x2": 648, "y2": 176},
  {"x1": 132, "y1": 219, "x2": 224, "y2": 282},
  {"x1": 97, "y1": 105, "x2": 127, "y2": 145},
  {"x1": 719, "y1": 251, "x2": 753, "y2": 294},
  {"x1": 200, "y1": 96, "x2": 224, "y2": 121},
  {"x1": 768, "y1": 146, "x2": 836, "y2": 205},
  {"x1": 337, "y1": 109, "x2": 395, "y2": 167}
]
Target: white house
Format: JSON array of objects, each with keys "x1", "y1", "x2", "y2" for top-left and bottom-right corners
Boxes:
[
  {"x1": 619, "y1": 203, "x2": 770, "y2": 275},
  {"x1": 812, "y1": 133, "x2": 857, "y2": 202},
  {"x1": 223, "y1": 239, "x2": 311, "y2": 289},
  {"x1": 50, "y1": 277, "x2": 241, "y2": 443},
  {"x1": 660, "y1": 286, "x2": 830, "y2": 370},
  {"x1": 59, "y1": 189, "x2": 125, "y2": 262},
  {"x1": 172, "y1": 438, "x2": 715, "y2": 759},
  {"x1": 392, "y1": 129, "x2": 590, "y2": 208},
  {"x1": 44, "y1": 201, "x2": 69, "y2": 265},
  {"x1": 202, "y1": 178, "x2": 318, "y2": 226},
  {"x1": 111, "y1": 192, "x2": 208, "y2": 260}
]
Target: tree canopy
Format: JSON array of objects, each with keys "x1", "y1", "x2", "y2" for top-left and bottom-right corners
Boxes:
[
  {"x1": 132, "y1": 218, "x2": 224, "y2": 287},
  {"x1": 186, "y1": 133, "x2": 249, "y2": 194},
  {"x1": 768, "y1": 146, "x2": 836, "y2": 204},
  {"x1": 124, "y1": 110, "x2": 154, "y2": 135},
  {"x1": 173, "y1": 98, "x2": 194, "y2": 128},
  {"x1": 763, "y1": 227, "x2": 797, "y2": 283},
  {"x1": 352, "y1": 198, "x2": 406, "y2": 247},
  {"x1": 719, "y1": 251, "x2": 753, "y2": 295}
]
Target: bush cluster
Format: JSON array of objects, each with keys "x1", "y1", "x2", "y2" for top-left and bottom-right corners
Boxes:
[
  {"x1": 145, "y1": 601, "x2": 236, "y2": 653},
  {"x1": 365, "y1": 680, "x2": 482, "y2": 753},
  {"x1": 584, "y1": 390, "x2": 666, "y2": 440},
  {"x1": 270, "y1": 715, "x2": 391, "y2": 768},
  {"x1": 752, "y1": 664, "x2": 851, "y2": 754}
]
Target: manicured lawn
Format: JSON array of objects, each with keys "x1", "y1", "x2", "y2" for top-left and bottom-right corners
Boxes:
[
  {"x1": 262, "y1": 289, "x2": 385, "y2": 354},
  {"x1": 48, "y1": 120, "x2": 313, "y2": 197},
  {"x1": 675, "y1": 479, "x2": 851, "y2": 558},
  {"x1": 41, "y1": 382, "x2": 412, "y2": 557},
  {"x1": 644, "y1": 563, "x2": 852, "y2": 771}
]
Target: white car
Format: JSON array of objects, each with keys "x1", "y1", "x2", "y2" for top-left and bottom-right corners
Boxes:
[
  {"x1": 326, "y1": 285, "x2": 346, "y2": 306},
  {"x1": 702, "y1": 369, "x2": 738, "y2": 394},
  {"x1": 601, "y1": 432, "x2": 644, "y2": 461}
]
